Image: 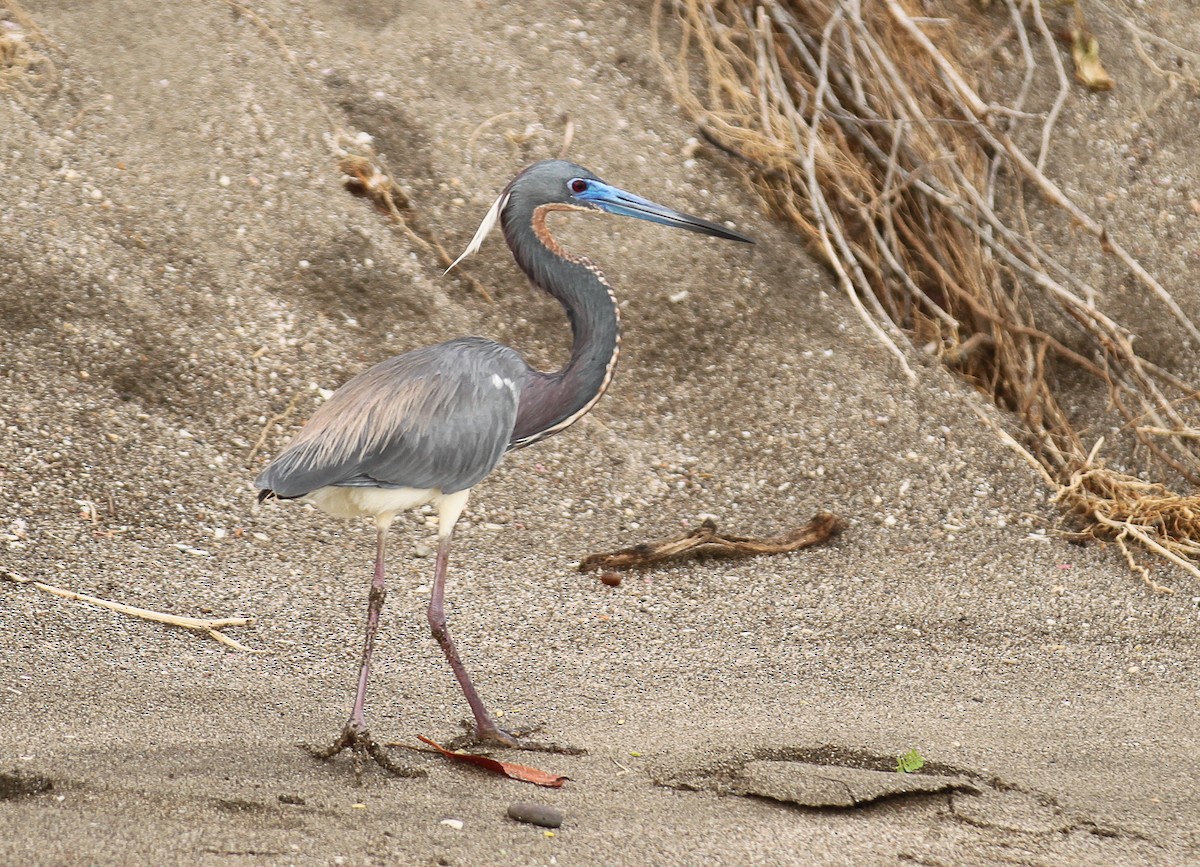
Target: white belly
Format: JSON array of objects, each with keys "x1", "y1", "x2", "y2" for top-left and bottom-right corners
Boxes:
[
  {"x1": 305, "y1": 485, "x2": 440, "y2": 521},
  {"x1": 302, "y1": 485, "x2": 471, "y2": 537}
]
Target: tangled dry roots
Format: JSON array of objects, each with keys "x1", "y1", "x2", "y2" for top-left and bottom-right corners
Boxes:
[{"x1": 653, "y1": 0, "x2": 1200, "y2": 590}]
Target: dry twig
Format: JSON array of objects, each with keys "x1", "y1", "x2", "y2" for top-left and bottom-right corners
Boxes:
[
  {"x1": 337, "y1": 150, "x2": 494, "y2": 302},
  {"x1": 249, "y1": 391, "x2": 305, "y2": 460},
  {"x1": 3, "y1": 568, "x2": 263, "y2": 651}
]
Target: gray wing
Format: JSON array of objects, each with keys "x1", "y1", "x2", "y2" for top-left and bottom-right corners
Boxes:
[{"x1": 256, "y1": 337, "x2": 527, "y2": 498}]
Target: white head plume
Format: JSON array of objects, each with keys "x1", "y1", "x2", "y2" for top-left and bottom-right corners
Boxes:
[{"x1": 444, "y1": 191, "x2": 510, "y2": 275}]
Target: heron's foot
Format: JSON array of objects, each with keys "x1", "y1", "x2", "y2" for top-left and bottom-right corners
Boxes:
[
  {"x1": 444, "y1": 719, "x2": 587, "y2": 756},
  {"x1": 304, "y1": 721, "x2": 427, "y2": 780}
]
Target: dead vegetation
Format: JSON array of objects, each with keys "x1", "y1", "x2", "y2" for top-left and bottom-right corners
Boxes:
[
  {"x1": 336, "y1": 145, "x2": 495, "y2": 302},
  {"x1": 579, "y1": 512, "x2": 845, "y2": 572},
  {"x1": 653, "y1": 0, "x2": 1200, "y2": 590},
  {"x1": 0, "y1": 0, "x2": 58, "y2": 104}
]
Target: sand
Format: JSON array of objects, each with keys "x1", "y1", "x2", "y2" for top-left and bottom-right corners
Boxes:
[{"x1": 2, "y1": 1, "x2": 1198, "y2": 864}]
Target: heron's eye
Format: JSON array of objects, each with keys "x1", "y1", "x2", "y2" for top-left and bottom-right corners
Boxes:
[{"x1": 569, "y1": 178, "x2": 589, "y2": 194}]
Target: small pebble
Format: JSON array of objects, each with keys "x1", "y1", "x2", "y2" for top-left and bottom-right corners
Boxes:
[
  {"x1": 506, "y1": 801, "x2": 564, "y2": 829},
  {"x1": 599, "y1": 571, "x2": 622, "y2": 587}
]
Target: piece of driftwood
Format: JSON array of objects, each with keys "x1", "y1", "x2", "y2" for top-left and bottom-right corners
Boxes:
[{"x1": 579, "y1": 511, "x2": 845, "y2": 573}]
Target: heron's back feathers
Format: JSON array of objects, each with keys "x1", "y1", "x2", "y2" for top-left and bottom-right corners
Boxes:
[{"x1": 255, "y1": 337, "x2": 527, "y2": 499}]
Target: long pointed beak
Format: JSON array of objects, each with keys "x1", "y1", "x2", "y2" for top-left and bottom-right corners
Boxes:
[{"x1": 578, "y1": 182, "x2": 755, "y2": 244}]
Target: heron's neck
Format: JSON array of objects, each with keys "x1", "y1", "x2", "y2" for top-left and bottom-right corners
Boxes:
[{"x1": 505, "y1": 204, "x2": 621, "y2": 449}]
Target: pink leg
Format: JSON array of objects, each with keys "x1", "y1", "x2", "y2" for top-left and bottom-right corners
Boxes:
[
  {"x1": 348, "y1": 525, "x2": 388, "y2": 731},
  {"x1": 426, "y1": 534, "x2": 515, "y2": 744},
  {"x1": 306, "y1": 524, "x2": 422, "y2": 778}
]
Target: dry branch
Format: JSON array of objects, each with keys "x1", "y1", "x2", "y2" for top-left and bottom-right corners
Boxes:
[
  {"x1": 579, "y1": 512, "x2": 845, "y2": 572},
  {"x1": 654, "y1": 0, "x2": 1200, "y2": 588}
]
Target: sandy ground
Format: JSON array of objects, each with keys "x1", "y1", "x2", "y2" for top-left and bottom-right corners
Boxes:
[{"x1": 2, "y1": 1, "x2": 1198, "y2": 865}]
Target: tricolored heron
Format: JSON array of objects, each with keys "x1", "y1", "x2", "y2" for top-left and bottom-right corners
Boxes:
[{"x1": 256, "y1": 159, "x2": 752, "y2": 772}]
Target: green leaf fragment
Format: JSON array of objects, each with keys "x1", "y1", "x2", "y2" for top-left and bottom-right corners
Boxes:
[{"x1": 896, "y1": 749, "x2": 926, "y2": 774}]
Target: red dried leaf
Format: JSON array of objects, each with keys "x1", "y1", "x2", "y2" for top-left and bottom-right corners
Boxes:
[{"x1": 416, "y1": 735, "x2": 569, "y2": 788}]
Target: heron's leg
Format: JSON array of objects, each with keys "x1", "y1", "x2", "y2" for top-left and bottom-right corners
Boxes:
[
  {"x1": 427, "y1": 490, "x2": 584, "y2": 755},
  {"x1": 306, "y1": 521, "x2": 422, "y2": 779},
  {"x1": 426, "y1": 532, "x2": 513, "y2": 745},
  {"x1": 348, "y1": 523, "x2": 389, "y2": 731}
]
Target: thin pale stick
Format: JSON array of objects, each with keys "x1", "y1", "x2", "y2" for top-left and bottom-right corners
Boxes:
[{"x1": 3, "y1": 568, "x2": 262, "y2": 652}]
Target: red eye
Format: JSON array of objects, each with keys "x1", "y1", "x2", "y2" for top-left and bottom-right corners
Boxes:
[{"x1": 570, "y1": 178, "x2": 588, "y2": 194}]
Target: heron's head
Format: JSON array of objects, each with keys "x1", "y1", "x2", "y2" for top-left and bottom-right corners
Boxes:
[
  {"x1": 513, "y1": 159, "x2": 755, "y2": 244},
  {"x1": 446, "y1": 159, "x2": 752, "y2": 274}
]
